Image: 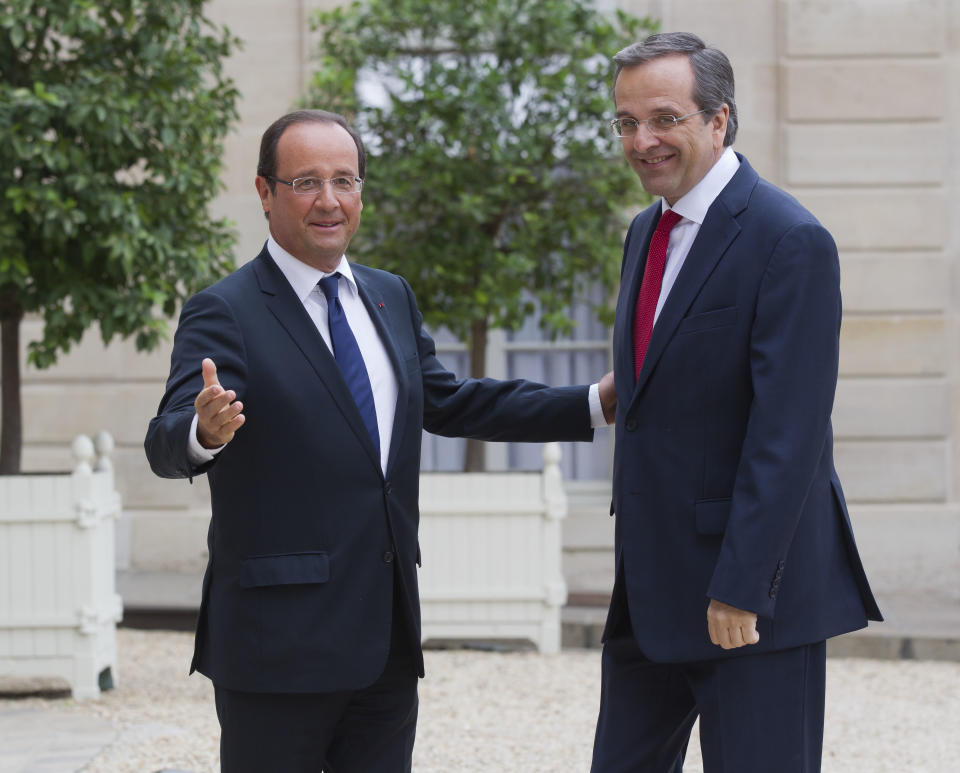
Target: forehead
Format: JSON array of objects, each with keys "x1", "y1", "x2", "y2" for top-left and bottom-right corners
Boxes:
[
  {"x1": 614, "y1": 54, "x2": 697, "y2": 112},
  {"x1": 275, "y1": 121, "x2": 359, "y2": 175}
]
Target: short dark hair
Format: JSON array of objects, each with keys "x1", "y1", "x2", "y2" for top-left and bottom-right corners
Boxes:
[
  {"x1": 613, "y1": 32, "x2": 738, "y2": 147},
  {"x1": 257, "y1": 109, "x2": 366, "y2": 193}
]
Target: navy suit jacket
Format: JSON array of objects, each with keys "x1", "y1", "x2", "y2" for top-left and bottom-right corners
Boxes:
[
  {"x1": 145, "y1": 246, "x2": 593, "y2": 692},
  {"x1": 607, "y1": 155, "x2": 881, "y2": 663}
]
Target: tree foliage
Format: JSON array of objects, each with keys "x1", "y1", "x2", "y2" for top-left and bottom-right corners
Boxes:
[
  {"x1": 308, "y1": 0, "x2": 654, "y2": 375},
  {"x1": 0, "y1": 0, "x2": 240, "y2": 471}
]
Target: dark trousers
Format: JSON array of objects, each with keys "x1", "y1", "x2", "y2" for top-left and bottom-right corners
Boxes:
[
  {"x1": 591, "y1": 630, "x2": 826, "y2": 773},
  {"x1": 214, "y1": 601, "x2": 418, "y2": 773}
]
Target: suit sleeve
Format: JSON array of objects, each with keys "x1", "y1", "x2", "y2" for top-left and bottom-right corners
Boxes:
[
  {"x1": 706, "y1": 222, "x2": 841, "y2": 618},
  {"x1": 396, "y1": 277, "x2": 594, "y2": 443},
  {"x1": 144, "y1": 289, "x2": 248, "y2": 479}
]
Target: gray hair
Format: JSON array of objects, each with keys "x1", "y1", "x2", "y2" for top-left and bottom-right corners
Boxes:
[{"x1": 613, "y1": 32, "x2": 738, "y2": 147}]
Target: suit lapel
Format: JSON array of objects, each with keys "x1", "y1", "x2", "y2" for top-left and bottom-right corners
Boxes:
[
  {"x1": 352, "y1": 269, "x2": 409, "y2": 476},
  {"x1": 252, "y1": 251, "x2": 382, "y2": 472},
  {"x1": 630, "y1": 157, "x2": 757, "y2": 401}
]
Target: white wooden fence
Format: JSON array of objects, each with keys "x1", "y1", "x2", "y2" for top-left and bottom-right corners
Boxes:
[
  {"x1": 418, "y1": 443, "x2": 568, "y2": 653},
  {"x1": 0, "y1": 433, "x2": 123, "y2": 699}
]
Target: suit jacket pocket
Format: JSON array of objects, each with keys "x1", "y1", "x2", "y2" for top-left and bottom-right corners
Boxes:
[
  {"x1": 695, "y1": 498, "x2": 732, "y2": 535},
  {"x1": 239, "y1": 552, "x2": 330, "y2": 588},
  {"x1": 676, "y1": 306, "x2": 737, "y2": 335}
]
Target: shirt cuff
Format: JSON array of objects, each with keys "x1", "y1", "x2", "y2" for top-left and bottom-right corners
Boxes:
[
  {"x1": 588, "y1": 383, "x2": 608, "y2": 428},
  {"x1": 187, "y1": 412, "x2": 225, "y2": 465}
]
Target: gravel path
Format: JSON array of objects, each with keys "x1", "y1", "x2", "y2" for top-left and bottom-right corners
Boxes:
[{"x1": 3, "y1": 629, "x2": 958, "y2": 772}]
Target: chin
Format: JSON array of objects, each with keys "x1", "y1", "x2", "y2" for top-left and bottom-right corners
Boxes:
[{"x1": 637, "y1": 181, "x2": 667, "y2": 200}]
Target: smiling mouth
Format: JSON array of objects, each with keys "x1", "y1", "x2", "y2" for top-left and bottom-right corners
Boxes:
[
  {"x1": 311, "y1": 222, "x2": 342, "y2": 229},
  {"x1": 640, "y1": 154, "x2": 673, "y2": 165}
]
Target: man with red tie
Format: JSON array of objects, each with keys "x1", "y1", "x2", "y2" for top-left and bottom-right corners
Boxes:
[{"x1": 591, "y1": 32, "x2": 882, "y2": 772}]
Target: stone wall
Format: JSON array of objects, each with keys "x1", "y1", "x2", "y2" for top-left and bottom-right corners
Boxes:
[
  {"x1": 13, "y1": 0, "x2": 959, "y2": 607},
  {"x1": 540, "y1": 0, "x2": 958, "y2": 605}
]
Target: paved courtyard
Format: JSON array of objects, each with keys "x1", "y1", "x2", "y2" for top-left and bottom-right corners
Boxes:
[{"x1": 1, "y1": 628, "x2": 959, "y2": 772}]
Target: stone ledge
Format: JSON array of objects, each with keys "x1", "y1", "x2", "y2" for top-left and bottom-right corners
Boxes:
[
  {"x1": 561, "y1": 607, "x2": 960, "y2": 662},
  {"x1": 117, "y1": 570, "x2": 960, "y2": 662}
]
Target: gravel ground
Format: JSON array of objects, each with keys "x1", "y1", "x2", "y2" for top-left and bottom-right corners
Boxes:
[{"x1": 3, "y1": 628, "x2": 959, "y2": 772}]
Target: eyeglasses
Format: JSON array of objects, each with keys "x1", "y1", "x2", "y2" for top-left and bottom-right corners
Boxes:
[
  {"x1": 610, "y1": 110, "x2": 709, "y2": 138},
  {"x1": 264, "y1": 175, "x2": 363, "y2": 195}
]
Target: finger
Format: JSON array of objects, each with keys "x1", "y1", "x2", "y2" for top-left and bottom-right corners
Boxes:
[
  {"x1": 726, "y1": 626, "x2": 746, "y2": 649},
  {"x1": 206, "y1": 400, "x2": 244, "y2": 432},
  {"x1": 220, "y1": 411, "x2": 245, "y2": 441},
  {"x1": 599, "y1": 371, "x2": 617, "y2": 424},
  {"x1": 198, "y1": 403, "x2": 245, "y2": 447},
  {"x1": 209, "y1": 413, "x2": 245, "y2": 445},
  {"x1": 709, "y1": 612, "x2": 737, "y2": 649},
  {"x1": 196, "y1": 392, "x2": 240, "y2": 427},
  {"x1": 710, "y1": 622, "x2": 731, "y2": 648},
  {"x1": 195, "y1": 361, "x2": 226, "y2": 413},
  {"x1": 196, "y1": 388, "x2": 235, "y2": 414},
  {"x1": 201, "y1": 358, "x2": 220, "y2": 390},
  {"x1": 744, "y1": 621, "x2": 760, "y2": 645},
  {"x1": 716, "y1": 624, "x2": 733, "y2": 650}
]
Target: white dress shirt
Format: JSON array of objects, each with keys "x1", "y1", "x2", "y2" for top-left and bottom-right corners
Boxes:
[
  {"x1": 189, "y1": 236, "x2": 608, "y2": 471},
  {"x1": 653, "y1": 147, "x2": 740, "y2": 323},
  {"x1": 190, "y1": 236, "x2": 397, "y2": 473}
]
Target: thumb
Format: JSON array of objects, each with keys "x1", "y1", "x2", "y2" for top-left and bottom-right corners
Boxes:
[{"x1": 201, "y1": 358, "x2": 220, "y2": 389}]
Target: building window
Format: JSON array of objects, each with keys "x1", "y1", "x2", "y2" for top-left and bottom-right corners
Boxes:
[{"x1": 421, "y1": 286, "x2": 613, "y2": 481}]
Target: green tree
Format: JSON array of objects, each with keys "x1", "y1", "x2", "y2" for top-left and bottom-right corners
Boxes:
[
  {"x1": 0, "y1": 0, "x2": 239, "y2": 472},
  {"x1": 309, "y1": 0, "x2": 654, "y2": 470}
]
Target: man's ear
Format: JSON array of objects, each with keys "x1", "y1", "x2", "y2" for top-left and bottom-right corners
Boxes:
[
  {"x1": 255, "y1": 175, "x2": 272, "y2": 220},
  {"x1": 712, "y1": 104, "x2": 730, "y2": 147}
]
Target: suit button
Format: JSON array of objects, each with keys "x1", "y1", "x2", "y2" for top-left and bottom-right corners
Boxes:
[
  {"x1": 384, "y1": 481, "x2": 393, "y2": 494},
  {"x1": 383, "y1": 551, "x2": 394, "y2": 564},
  {"x1": 625, "y1": 420, "x2": 638, "y2": 432}
]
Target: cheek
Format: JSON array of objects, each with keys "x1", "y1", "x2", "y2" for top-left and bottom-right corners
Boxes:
[{"x1": 627, "y1": 157, "x2": 646, "y2": 177}]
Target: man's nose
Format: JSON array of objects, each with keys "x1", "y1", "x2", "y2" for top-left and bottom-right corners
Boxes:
[
  {"x1": 631, "y1": 122, "x2": 660, "y2": 152},
  {"x1": 312, "y1": 182, "x2": 340, "y2": 208}
]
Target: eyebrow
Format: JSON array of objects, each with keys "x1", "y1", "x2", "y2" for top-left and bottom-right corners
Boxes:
[
  {"x1": 290, "y1": 168, "x2": 358, "y2": 179},
  {"x1": 615, "y1": 105, "x2": 682, "y2": 119}
]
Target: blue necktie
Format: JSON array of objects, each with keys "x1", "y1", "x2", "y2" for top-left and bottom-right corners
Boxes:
[{"x1": 318, "y1": 273, "x2": 380, "y2": 457}]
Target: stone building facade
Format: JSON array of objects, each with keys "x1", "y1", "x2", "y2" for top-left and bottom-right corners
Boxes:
[{"x1": 15, "y1": 0, "x2": 959, "y2": 622}]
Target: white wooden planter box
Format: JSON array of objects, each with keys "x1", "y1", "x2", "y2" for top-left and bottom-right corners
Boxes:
[
  {"x1": 418, "y1": 443, "x2": 568, "y2": 653},
  {"x1": 0, "y1": 433, "x2": 123, "y2": 699}
]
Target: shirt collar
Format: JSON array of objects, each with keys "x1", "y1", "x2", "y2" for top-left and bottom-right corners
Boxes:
[
  {"x1": 661, "y1": 146, "x2": 740, "y2": 225},
  {"x1": 266, "y1": 235, "x2": 358, "y2": 302}
]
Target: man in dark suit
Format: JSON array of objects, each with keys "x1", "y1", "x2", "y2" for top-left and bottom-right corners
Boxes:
[
  {"x1": 145, "y1": 109, "x2": 614, "y2": 772},
  {"x1": 590, "y1": 33, "x2": 882, "y2": 772}
]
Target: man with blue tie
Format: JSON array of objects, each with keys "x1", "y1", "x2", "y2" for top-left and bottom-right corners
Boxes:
[
  {"x1": 590, "y1": 33, "x2": 882, "y2": 772},
  {"x1": 145, "y1": 109, "x2": 615, "y2": 772}
]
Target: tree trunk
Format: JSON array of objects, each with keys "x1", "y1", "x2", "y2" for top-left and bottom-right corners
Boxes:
[
  {"x1": 0, "y1": 290, "x2": 24, "y2": 474},
  {"x1": 463, "y1": 317, "x2": 488, "y2": 472}
]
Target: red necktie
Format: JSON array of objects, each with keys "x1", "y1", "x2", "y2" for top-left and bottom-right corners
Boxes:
[{"x1": 633, "y1": 208, "x2": 683, "y2": 378}]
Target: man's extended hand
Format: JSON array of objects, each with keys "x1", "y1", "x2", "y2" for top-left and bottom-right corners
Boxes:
[
  {"x1": 194, "y1": 358, "x2": 245, "y2": 449},
  {"x1": 598, "y1": 370, "x2": 617, "y2": 425},
  {"x1": 707, "y1": 599, "x2": 759, "y2": 650}
]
